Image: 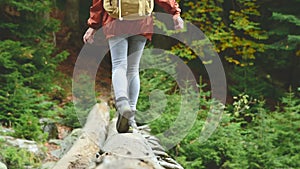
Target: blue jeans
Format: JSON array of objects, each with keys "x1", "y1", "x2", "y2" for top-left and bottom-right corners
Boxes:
[{"x1": 108, "y1": 34, "x2": 147, "y2": 111}]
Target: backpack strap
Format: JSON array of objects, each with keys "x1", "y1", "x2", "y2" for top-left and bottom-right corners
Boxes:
[
  {"x1": 118, "y1": 0, "x2": 123, "y2": 20},
  {"x1": 139, "y1": 0, "x2": 145, "y2": 16},
  {"x1": 149, "y1": 0, "x2": 154, "y2": 15}
]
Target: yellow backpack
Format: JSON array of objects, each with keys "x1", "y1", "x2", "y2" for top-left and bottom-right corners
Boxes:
[{"x1": 103, "y1": 0, "x2": 154, "y2": 20}]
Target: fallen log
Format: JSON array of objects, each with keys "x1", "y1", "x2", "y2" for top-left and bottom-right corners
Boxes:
[
  {"x1": 51, "y1": 101, "x2": 184, "y2": 169},
  {"x1": 52, "y1": 103, "x2": 110, "y2": 169},
  {"x1": 95, "y1": 118, "x2": 164, "y2": 169}
]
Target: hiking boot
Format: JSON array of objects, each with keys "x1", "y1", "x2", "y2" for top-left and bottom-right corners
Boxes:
[
  {"x1": 128, "y1": 110, "x2": 138, "y2": 133},
  {"x1": 115, "y1": 97, "x2": 132, "y2": 133}
]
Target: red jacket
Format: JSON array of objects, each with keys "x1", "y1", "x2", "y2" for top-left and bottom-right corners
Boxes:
[{"x1": 87, "y1": 0, "x2": 181, "y2": 40}]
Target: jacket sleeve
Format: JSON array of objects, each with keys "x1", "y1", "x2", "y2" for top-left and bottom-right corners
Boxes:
[
  {"x1": 154, "y1": 0, "x2": 181, "y2": 18},
  {"x1": 87, "y1": 0, "x2": 104, "y2": 29}
]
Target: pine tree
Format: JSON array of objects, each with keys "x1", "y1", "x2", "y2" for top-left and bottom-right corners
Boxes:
[
  {"x1": 257, "y1": 0, "x2": 300, "y2": 90},
  {"x1": 0, "y1": 0, "x2": 68, "y2": 140}
]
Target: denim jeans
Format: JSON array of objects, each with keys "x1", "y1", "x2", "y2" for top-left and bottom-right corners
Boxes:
[{"x1": 108, "y1": 34, "x2": 147, "y2": 111}]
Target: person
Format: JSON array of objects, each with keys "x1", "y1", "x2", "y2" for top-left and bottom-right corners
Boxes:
[{"x1": 83, "y1": 0, "x2": 184, "y2": 133}]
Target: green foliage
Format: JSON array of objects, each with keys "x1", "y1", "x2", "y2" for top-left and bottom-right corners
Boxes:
[
  {"x1": 267, "y1": 10, "x2": 300, "y2": 51},
  {"x1": 0, "y1": 40, "x2": 67, "y2": 92},
  {"x1": 256, "y1": 0, "x2": 300, "y2": 90},
  {"x1": 72, "y1": 74, "x2": 99, "y2": 126},
  {"x1": 0, "y1": 40, "x2": 67, "y2": 137},
  {"x1": 155, "y1": 0, "x2": 299, "y2": 101},
  {"x1": 281, "y1": 87, "x2": 300, "y2": 114},
  {"x1": 243, "y1": 91, "x2": 300, "y2": 168},
  {"x1": 181, "y1": 0, "x2": 266, "y2": 66},
  {"x1": 0, "y1": 86, "x2": 53, "y2": 141},
  {"x1": 0, "y1": 0, "x2": 60, "y2": 42},
  {"x1": 137, "y1": 49, "x2": 178, "y2": 122},
  {"x1": 272, "y1": 12, "x2": 300, "y2": 27},
  {"x1": 229, "y1": 65, "x2": 276, "y2": 98},
  {"x1": 58, "y1": 102, "x2": 82, "y2": 129},
  {"x1": 164, "y1": 90, "x2": 300, "y2": 169},
  {"x1": 13, "y1": 112, "x2": 48, "y2": 141},
  {"x1": 168, "y1": 0, "x2": 300, "y2": 101},
  {"x1": 0, "y1": 139, "x2": 42, "y2": 169},
  {"x1": 0, "y1": 0, "x2": 68, "y2": 142},
  {"x1": 147, "y1": 94, "x2": 181, "y2": 133},
  {"x1": 140, "y1": 58, "x2": 300, "y2": 168}
]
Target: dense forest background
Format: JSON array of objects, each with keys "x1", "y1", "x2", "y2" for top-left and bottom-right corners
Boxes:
[{"x1": 0, "y1": 0, "x2": 299, "y2": 168}]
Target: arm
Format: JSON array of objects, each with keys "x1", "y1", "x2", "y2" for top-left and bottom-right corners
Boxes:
[
  {"x1": 154, "y1": 0, "x2": 184, "y2": 30},
  {"x1": 154, "y1": 0, "x2": 181, "y2": 19},
  {"x1": 84, "y1": 0, "x2": 103, "y2": 44},
  {"x1": 87, "y1": 0, "x2": 104, "y2": 29}
]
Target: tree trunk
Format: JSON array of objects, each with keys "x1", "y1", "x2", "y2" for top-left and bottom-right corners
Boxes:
[
  {"x1": 64, "y1": 0, "x2": 81, "y2": 46},
  {"x1": 64, "y1": 0, "x2": 80, "y2": 29}
]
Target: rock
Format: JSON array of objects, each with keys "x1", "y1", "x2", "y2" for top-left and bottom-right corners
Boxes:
[
  {"x1": 0, "y1": 127, "x2": 14, "y2": 134},
  {"x1": 40, "y1": 118, "x2": 58, "y2": 140},
  {"x1": 0, "y1": 136, "x2": 43, "y2": 156},
  {"x1": 0, "y1": 162, "x2": 7, "y2": 169},
  {"x1": 48, "y1": 139, "x2": 62, "y2": 145},
  {"x1": 50, "y1": 128, "x2": 83, "y2": 158}
]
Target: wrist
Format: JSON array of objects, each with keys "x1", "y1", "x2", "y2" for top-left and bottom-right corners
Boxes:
[{"x1": 173, "y1": 14, "x2": 180, "y2": 20}]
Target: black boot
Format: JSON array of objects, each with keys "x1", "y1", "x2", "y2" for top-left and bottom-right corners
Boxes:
[{"x1": 115, "y1": 97, "x2": 132, "y2": 133}]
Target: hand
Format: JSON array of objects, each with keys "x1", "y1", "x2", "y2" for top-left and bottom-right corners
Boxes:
[
  {"x1": 173, "y1": 16, "x2": 184, "y2": 30},
  {"x1": 83, "y1": 27, "x2": 97, "y2": 44}
]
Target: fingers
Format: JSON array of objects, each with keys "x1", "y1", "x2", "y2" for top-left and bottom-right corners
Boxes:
[
  {"x1": 83, "y1": 34, "x2": 88, "y2": 44},
  {"x1": 174, "y1": 16, "x2": 184, "y2": 30},
  {"x1": 83, "y1": 34, "x2": 94, "y2": 44},
  {"x1": 83, "y1": 32, "x2": 94, "y2": 44},
  {"x1": 83, "y1": 28, "x2": 96, "y2": 44}
]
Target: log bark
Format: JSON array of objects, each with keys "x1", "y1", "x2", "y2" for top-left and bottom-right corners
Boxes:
[
  {"x1": 52, "y1": 103, "x2": 110, "y2": 169},
  {"x1": 51, "y1": 102, "x2": 184, "y2": 169},
  {"x1": 95, "y1": 118, "x2": 164, "y2": 169}
]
